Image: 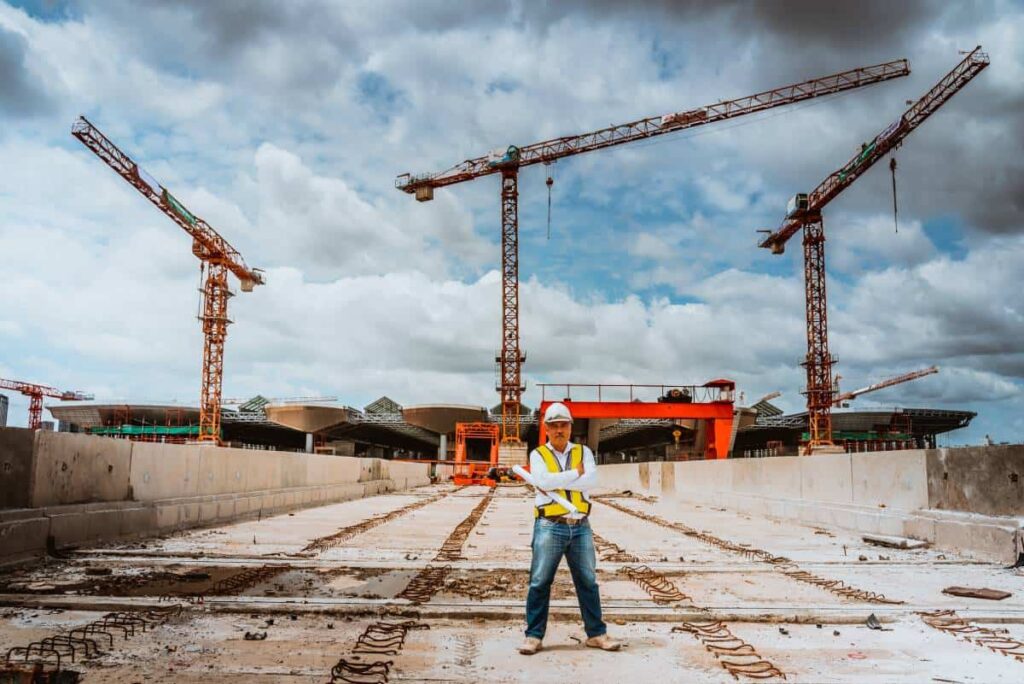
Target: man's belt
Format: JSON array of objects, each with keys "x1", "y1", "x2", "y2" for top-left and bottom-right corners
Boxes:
[{"x1": 545, "y1": 515, "x2": 586, "y2": 526}]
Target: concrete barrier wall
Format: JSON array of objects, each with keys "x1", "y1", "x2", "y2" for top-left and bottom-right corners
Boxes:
[
  {"x1": 927, "y1": 446, "x2": 1023, "y2": 517},
  {"x1": 0, "y1": 428, "x2": 35, "y2": 509},
  {"x1": 31, "y1": 431, "x2": 133, "y2": 507},
  {"x1": 0, "y1": 429, "x2": 432, "y2": 566},
  {"x1": 0, "y1": 430, "x2": 428, "y2": 508},
  {"x1": 601, "y1": 446, "x2": 1022, "y2": 563}
]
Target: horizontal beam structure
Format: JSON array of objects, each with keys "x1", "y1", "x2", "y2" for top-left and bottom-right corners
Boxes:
[
  {"x1": 538, "y1": 400, "x2": 734, "y2": 460},
  {"x1": 539, "y1": 401, "x2": 733, "y2": 421},
  {"x1": 397, "y1": 59, "x2": 909, "y2": 193}
]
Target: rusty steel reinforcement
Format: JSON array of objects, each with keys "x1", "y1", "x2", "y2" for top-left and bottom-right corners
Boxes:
[
  {"x1": 674, "y1": 621, "x2": 787, "y2": 680},
  {"x1": 920, "y1": 610, "x2": 1024, "y2": 664},
  {"x1": 593, "y1": 533, "x2": 641, "y2": 563},
  {"x1": 592, "y1": 532, "x2": 692, "y2": 605},
  {"x1": 596, "y1": 496, "x2": 902, "y2": 605},
  {"x1": 303, "y1": 488, "x2": 459, "y2": 554},
  {"x1": 591, "y1": 532, "x2": 781, "y2": 679},
  {"x1": 160, "y1": 564, "x2": 289, "y2": 604},
  {"x1": 329, "y1": 490, "x2": 493, "y2": 682},
  {"x1": 619, "y1": 565, "x2": 693, "y2": 605},
  {"x1": 4, "y1": 606, "x2": 181, "y2": 671},
  {"x1": 329, "y1": 618, "x2": 430, "y2": 683},
  {"x1": 398, "y1": 489, "x2": 495, "y2": 605},
  {"x1": 353, "y1": 620, "x2": 430, "y2": 656},
  {"x1": 434, "y1": 490, "x2": 494, "y2": 562},
  {"x1": 329, "y1": 657, "x2": 394, "y2": 684}
]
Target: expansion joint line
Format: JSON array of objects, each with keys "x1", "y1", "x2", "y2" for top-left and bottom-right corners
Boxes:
[
  {"x1": 302, "y1": 486, "x2": 462, "y2": 554},
  {"x1": 591, "y1": 532, "x2": 783, "y2": 680},
  {"x1": 595, "y1": 495, "x2": 902, "y2": 606},
  {"x1": 920, "y1": 610, "x2": 1024, "y2": 665}
]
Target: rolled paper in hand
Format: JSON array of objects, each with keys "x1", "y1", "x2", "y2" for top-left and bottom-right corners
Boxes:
[{"x1": 511, "y1": 464, "x2": 579, "y2": 515}]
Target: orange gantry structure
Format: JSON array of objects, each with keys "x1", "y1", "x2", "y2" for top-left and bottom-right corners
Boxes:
[
  {"x1": 537, "y1": 380, "x2": 736, "y2": 460},
  {"x1": 453, "y1": 422, "x2": 500, "y2": 485}
]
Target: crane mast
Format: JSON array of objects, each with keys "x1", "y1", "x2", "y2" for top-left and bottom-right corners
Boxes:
[
  {"x1": 756, "y1": 48, "x2": 988, "y2": 454},
  {"x1": 0, "y1": 378, "x2": 93, "y2": 430},
  {"x1": 72, "y1": 117, "x2": 265, "y2": 444},
  {"x1": 398, "y1": 59, "x2": 910, "y2": 443}
]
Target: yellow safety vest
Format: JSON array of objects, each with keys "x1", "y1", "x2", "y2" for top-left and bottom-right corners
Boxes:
[{"x1": 534, "y1": 443, "x2": 592, "y2": 519}]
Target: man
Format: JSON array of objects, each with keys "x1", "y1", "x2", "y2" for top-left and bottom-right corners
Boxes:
[{"x1": 519, "y1": 401, "x2": 622, "y2": 655}]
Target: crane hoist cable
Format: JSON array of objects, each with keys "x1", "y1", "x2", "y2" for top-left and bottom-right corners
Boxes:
[
  {"x1": 197, "y1": 261, "x2": 206, "y2": 319},
  {"x1": 889, "y1": 156, "x2": 899, "y2": 233},
  {"x1": 546, "y1": 175, "x2": 554, "y2": 239}
]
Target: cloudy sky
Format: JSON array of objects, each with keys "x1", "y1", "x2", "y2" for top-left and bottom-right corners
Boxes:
[{"x1": 1, "y1": 0, "x2": 1021, "y2": 445}]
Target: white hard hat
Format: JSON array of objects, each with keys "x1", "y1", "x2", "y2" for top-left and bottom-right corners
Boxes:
[{"x1": 543, "y1": 402, "x2": 573, "y2": 424}]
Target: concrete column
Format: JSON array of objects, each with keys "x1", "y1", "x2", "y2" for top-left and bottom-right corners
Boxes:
[
  {"x1": 305, "y1": 433, "x2": 313, "y2": 454},
  {"x1": 438, "y1": 434, "x2": 447, "y2": 461}
]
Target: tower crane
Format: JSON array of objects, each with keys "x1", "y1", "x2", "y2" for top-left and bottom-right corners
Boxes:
[
  {"x1": 0, "y1": 378, "x2": 93, "y2": 430},
  {"x1": 398, "y1": 59, "x2": 910, "y2": 443},
  {"x1": 833, "y1": 365, "x2": 939, "y2": 408},
  {"x1": 757, "y1": 47, "x2": 989, "y2": 454},
  {"x1": 72, "y1": 117, "x2": 265, "y2": 444}
]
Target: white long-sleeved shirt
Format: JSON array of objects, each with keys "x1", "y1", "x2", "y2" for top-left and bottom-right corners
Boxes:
[{"x1": 530, "y1": 441, "x2": 598, "y2": 519}]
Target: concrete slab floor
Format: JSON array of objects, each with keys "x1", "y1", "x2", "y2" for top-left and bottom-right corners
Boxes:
[{"x1": 1, "y1": 484, "x2": 1021, "y2": 682}]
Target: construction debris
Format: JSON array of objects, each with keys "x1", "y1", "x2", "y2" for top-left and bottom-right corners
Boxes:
[
  {"x1": 942, "y1": 586, "x2": 1012, "y2": 601},
  {"x1": 862, "y1": 534, "x2": 930, "y2": 550}
]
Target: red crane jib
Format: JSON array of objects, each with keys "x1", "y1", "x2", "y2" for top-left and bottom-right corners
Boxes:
[
  {"x1": 0, "y1": 378, "x2": 91, "y2": 400},
  {"x1": 760, "y1": 47, "x2": 990, "y2": 253},
  {"x1": 396, "y1": 58, "x2": 910, "y2": 193},
  {"x1": 71, "y1": 117, "x2": 263, "y2": 289},
  {"x1": 0, "y1": 378, "x2": 93, "y2": 430}
]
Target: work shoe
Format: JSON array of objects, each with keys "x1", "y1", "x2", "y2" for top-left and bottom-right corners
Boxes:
[
  {"x1": 585, "y1": 634, "x2": 622, "y2": 651},
  {"x1": 518, "y1": 637, "x2": 543, "y2": 655}
]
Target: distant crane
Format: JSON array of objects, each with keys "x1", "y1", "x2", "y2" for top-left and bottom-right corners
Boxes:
[
  {"x1": 72, "y1": 117, "x2": 265, "y2": 444},
  {"x1": 757, "y1": 47, "x2": 989, "y2": 454},
  {"x1": 398, "y1": 59, "x2": 910, "y2": 443},
  {"x1": 0, "y1": 378, "x2": 93, "y2": 430},
  {"x1": 754, "y1": 391, "x2": 783, "y2": 405},
  {"x1": 833, "y1": 366, "x2": 939, "y2": 408}
]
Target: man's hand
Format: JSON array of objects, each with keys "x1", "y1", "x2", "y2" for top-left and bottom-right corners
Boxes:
[{"x1": 575, "y1": 461, "x2": 585, "y2": 476}]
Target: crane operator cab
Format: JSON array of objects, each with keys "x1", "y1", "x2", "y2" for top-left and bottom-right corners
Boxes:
[{"x1": 786, "y1": 193, "x2": 809, "y2": 220}]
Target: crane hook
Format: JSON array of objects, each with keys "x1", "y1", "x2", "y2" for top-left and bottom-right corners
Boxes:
[
  {"x1": 889, "y1": 156, "x2": 899, "y2": 233},
  {"x1": 546, "y1": 176, "x2": 554, "y2": 240}
]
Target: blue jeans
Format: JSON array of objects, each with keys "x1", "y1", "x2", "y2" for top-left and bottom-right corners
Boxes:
[{"x1": 525, "y1": 517, "x2": 607, "y2": 639}]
